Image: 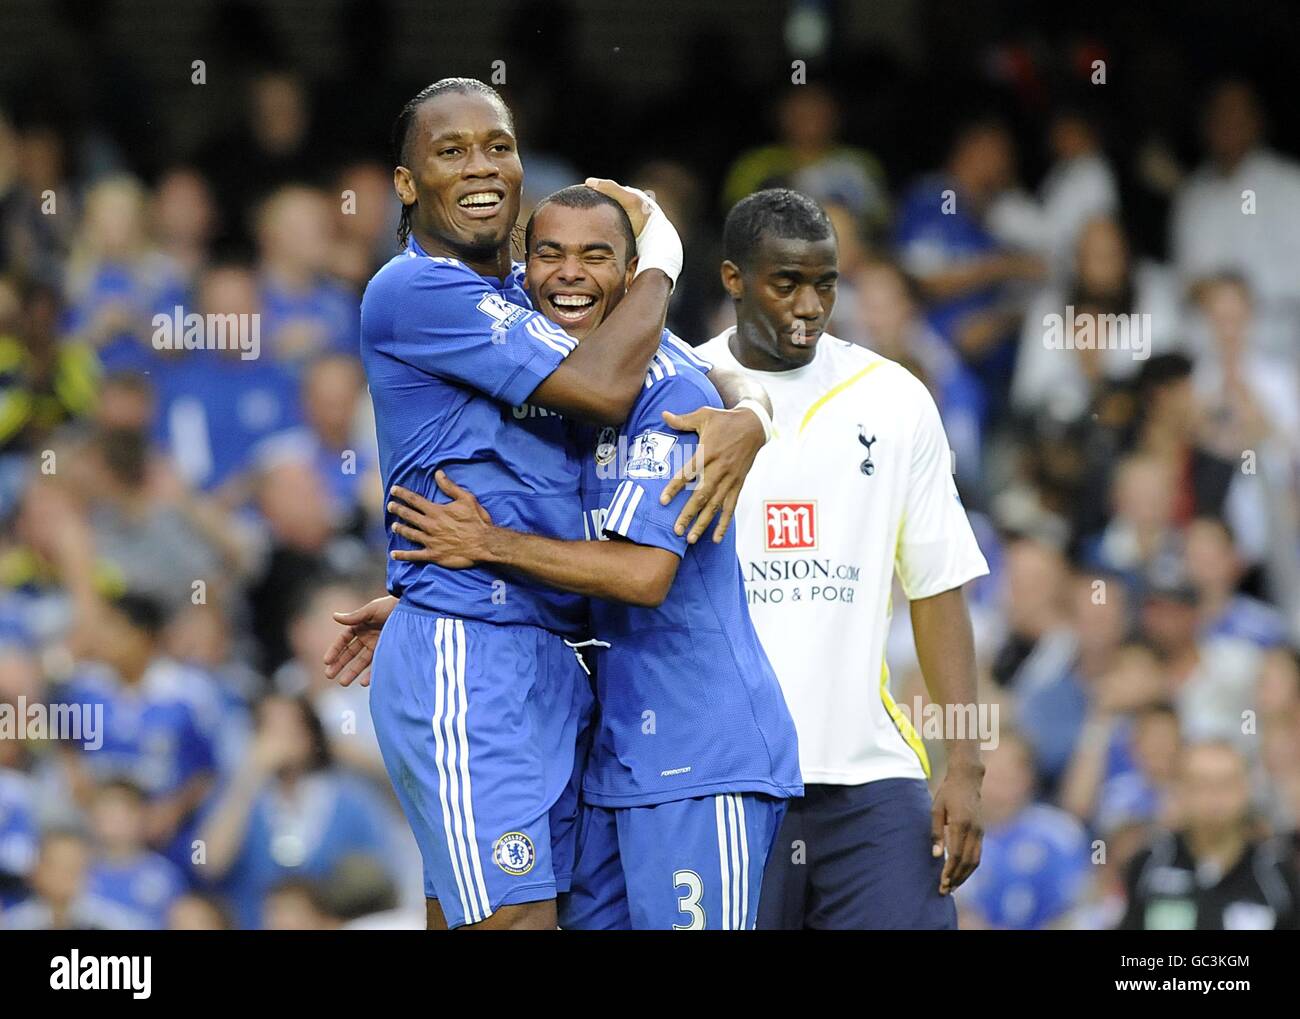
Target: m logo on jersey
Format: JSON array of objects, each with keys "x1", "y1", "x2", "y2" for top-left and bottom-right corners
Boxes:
[
  {"x1": 764, "y1": 500, "x2": 817, "y2": 551},
  {"x1": 475, "y1": 292, "x2": 530, "y2": 331},
  {"x1": 626, "y1": 431, "x2": 677, "y2": 479}
]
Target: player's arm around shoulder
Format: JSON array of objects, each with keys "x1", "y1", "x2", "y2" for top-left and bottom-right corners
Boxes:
[
  {"x1": 656, "y1": 365, "x2": 769, "y2": 546},
  {"x1": 607, "y1": 371, "x2": 720, "y2": 554}
]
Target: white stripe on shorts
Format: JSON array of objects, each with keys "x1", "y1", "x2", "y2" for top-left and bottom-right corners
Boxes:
[
  {"x1": 450, "y1": 619, "x2": 491, "y2": 918},
  {"x1": 431, "y1": 618, "x2": 473, "y2": 922},
  {"x1": 726, "y1": 795, "x2": 742, "y2": 929},
  {"x1": 735, "y1": 795, "x2": 750, "y2": 928},
  {"x1": 433, "y1": 618, "x2": 490, "y2": 924},
  {"x1": 714, "y1": 794, "x2": 751, "y2": 930},
  {"x1": 715, "y1": 795, "x2": 732, "y2": 930}
]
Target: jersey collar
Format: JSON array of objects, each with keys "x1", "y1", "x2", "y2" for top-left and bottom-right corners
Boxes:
[
  {"x1": 720, "y1": 326, "x2": 823, "y2": 382},
  {"x1": 406, "y1": 237, "x2": 525, "y2": 293}
]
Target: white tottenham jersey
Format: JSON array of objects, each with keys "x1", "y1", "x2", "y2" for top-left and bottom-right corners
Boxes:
[{"x1": 698, "y1": 328, "x2": 989, "y2": 786}]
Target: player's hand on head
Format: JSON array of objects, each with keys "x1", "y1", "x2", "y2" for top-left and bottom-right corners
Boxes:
[
  {"x1": 585, "y1": 178, "x2": 682, "y2": 286},
  {"x1": 583, "y1": 178, "x2": 655, "y2": 235},
  {"x1": 388, "y1": 474, "x2": 493, "y2": 569},
  {"x1": 661, "y1": 406, "x2": 766, "y2": 545},
  {"x1": 323, "y1": 594, "x2": 397, "y2": 687}
]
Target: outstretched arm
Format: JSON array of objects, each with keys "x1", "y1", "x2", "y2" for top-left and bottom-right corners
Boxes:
[{"x1": 388, "y1": 476, "x2": 680, "y2": 608}]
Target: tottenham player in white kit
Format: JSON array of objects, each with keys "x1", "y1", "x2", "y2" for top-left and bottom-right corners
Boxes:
[{"x1": 698, "y1": 190, "x2": 989, "y2": 929}]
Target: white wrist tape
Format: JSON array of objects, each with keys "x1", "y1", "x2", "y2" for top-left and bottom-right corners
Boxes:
[
  {"x1": 735, "y1": 398, "x2": 774, "y2": 444},
  {"x1": 633, "y1": 201, "x2": 684, "y2": 288}
]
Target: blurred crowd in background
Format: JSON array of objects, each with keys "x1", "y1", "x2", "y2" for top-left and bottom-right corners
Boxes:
[{"x1": 0, "y1": 0, "x2": 1299, "y2": 930}]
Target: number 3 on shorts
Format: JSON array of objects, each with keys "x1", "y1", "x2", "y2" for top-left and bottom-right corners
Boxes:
[{"x1": 673, "y1": 869, "x2": 705, "y2": 930}]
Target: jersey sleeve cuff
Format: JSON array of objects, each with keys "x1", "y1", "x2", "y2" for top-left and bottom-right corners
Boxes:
[
  {"x1": 900, "y1": 559, "x2": 990, "y2": 601},
  {"x1": 602, "y1": 512, "x2": 687, "y2": 559}
]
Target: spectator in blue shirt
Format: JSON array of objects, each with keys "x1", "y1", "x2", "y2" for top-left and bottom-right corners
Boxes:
[
  {"x1": 251, "y1": 352, "x2": 378, "y2": 538},
  {"x1": 1060, "y1": 639, "x2": 1177, "y2": 824},
  {"x1": 53, "y1": 593, "x2": 218, "y2": 863},
  {"x1": 3, "y1": 829, "x2": 142, "y2": 930},
  {"x1": 194, "y1": 694, "x2": 401, "y2": 929},
  {"x1": 254, "y1": 186, "x2": 360, "y2": 368},
  {"x1": 86, "y1": 779, "x2": 187, "y2": 929},
  {"x1": 1093, "y1": 703, "x2": 1180, "y2": 834},
  {"x1": 64, "y1": 175, "x2": 189, "y2": 374},
  {"x1": 0, "y1": 759, "x2": 37, "y2": 908},
  {"x1": 894, "y1": 118, "x2": 1045, "y2": 421},
  {"x1": 152, "y1": 263, "x2": 303, "y2": 495},
  {"x1": 1185, "y1": 516, "x2": 1286, "y2": 649},
  {"x1": 959, "y1": 732, "x2": 1092, "y2": 929}
]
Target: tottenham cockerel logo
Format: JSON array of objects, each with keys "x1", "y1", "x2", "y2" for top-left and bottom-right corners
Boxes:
[{"x1": 857, "y1": 425, "x2": 877, "y2": 476}]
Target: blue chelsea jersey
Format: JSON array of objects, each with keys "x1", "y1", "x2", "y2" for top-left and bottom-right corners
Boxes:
[
  {"x1": 573, "y1": 338, "x2": 803, "y2": 806},
  {"x1": 360, "y1": 240, "x2": 587, "y2": 636}
]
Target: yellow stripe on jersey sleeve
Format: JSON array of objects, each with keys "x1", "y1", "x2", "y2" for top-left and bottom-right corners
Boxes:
[
  {"x1": 797, "y1": 360, "x2": 884, "y2": 435},
  {"x1": 879, "y1": 658, "x2": 931, "y2": 779}
]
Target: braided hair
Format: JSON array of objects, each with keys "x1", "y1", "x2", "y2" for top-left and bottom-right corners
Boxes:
[{"x1": 392, "y1": 78, "x2": 515, "y2": 248}]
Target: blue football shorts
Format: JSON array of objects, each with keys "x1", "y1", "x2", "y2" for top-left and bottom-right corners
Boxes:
[
  {"x1": 369, "y1": 603, "x2": 594, "y2": 928},
  {"x1": 559, "y1": 793, "x2": 785, "y2": 930}
]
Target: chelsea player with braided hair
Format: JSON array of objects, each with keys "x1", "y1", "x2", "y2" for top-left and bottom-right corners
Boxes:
[
  {"x1": 343, "y1": 79, "x2": 769, "y2": 931},
  {"x1": 384, "y1": 185, "x2": 802, "y2": 930}
]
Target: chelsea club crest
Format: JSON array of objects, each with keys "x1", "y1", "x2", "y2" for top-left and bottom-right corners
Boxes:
[
  {"x1": 493, "y1": 832, "x2": 536, "y2": 875},
  {"x1": 595, "y1": 426, "x2": 618, "y2": 467}
]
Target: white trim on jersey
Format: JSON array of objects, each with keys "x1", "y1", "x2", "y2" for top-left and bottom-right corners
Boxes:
[
  {"x1": 524, "y1": 317, "x2": 577, "y2": 357},
  {"x1": 644, "y1": 349, "x2": 678, "y2": 388},
  {"x1": 605, "y1": 480, "x2": 645, "y2": 536},
  {"x1": 530, "y1": 315, "x2": 579, "y2": 349},
  {"x1": 714, "y1": 794, "x2": 751, "y2": 930},
  {"x1": 432, "y1": 617, "x2": 491, "y2": 924},
  {"x1": 664, "y1": 332, "x2": 712, "y2": 373}
]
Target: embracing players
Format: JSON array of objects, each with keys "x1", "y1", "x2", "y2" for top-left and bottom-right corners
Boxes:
[
  {"x1": 384, "y1": 186, "x2": 802, "y2": 929},
  {"x1": 342, "y1": 79, "x2": 767, "y2": 930}
]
